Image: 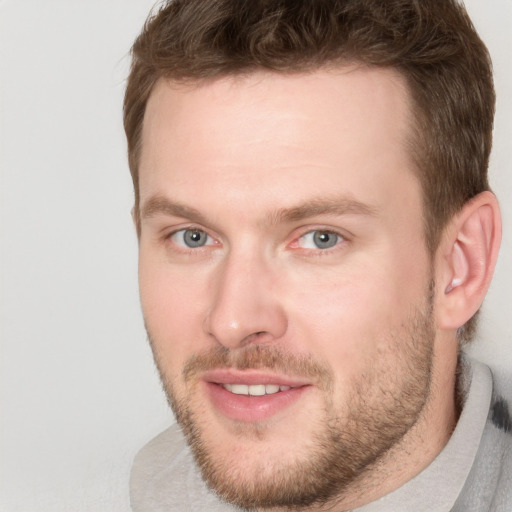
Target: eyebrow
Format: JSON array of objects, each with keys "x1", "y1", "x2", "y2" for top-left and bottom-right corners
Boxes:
[
  {"x1": 140, "y1": 196, "x2": 208, "y2": 224},
  {"x1": 267, "y1": 197, "x2": 378, "y2": 224},
  {"x1": 140, "y1": 195, "x2": 378, "y2": 225}
]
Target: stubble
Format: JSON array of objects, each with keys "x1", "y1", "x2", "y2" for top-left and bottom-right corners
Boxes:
[{"x1": 147, "y1": 290, "x2": 435, "y2": 510}]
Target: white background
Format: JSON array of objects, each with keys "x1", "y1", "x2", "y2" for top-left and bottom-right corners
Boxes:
[{"x1": 0, "y1": 1, "x2": 510, "y2": 511}]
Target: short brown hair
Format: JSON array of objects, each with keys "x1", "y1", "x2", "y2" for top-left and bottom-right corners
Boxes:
[{"x1": 124, "y1": 0, "x2": 495, "y2": 341}]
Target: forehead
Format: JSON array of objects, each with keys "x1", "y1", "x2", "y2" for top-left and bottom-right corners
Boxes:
[{"x1": 139, "y1": 67, "x2": 417, "y2": 219}]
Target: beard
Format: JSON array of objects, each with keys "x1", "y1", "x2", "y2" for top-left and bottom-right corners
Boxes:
[{"x1": 147, "y1": 289, "x2": 435, "y2": 511}]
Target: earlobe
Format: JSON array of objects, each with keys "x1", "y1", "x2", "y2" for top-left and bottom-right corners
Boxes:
[{"x1": 437, "y1": 191, "x2": 502, "y2": 330}]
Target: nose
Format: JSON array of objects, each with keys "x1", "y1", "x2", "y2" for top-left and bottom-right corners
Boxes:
[{"x1": 203, "y1": 251, "x2": 288, "y2": 349}]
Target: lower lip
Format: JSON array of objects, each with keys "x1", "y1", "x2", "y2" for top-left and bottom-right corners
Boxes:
[{"x1": 205, "y1": 382, "x2": 309, "y2": 423}]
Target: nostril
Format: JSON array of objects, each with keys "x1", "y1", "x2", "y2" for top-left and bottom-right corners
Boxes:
[{"x1": 240, "y1": 332, "x2": 269, "y2": 346}]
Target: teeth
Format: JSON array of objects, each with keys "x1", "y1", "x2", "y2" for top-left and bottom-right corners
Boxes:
[
  {"x1": 222, "y1": 384, "x2": 293, "y2": 395},
  {"x1": 231, "y1": 384, "x2": 249, "y2": 395}
]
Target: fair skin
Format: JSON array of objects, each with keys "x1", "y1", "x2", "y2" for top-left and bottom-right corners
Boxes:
[{"x1": 136, "y1": 67, "x2": 500, "y2": 510}]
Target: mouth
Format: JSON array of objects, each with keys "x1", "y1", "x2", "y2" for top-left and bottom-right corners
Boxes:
[
  {"x1": 201, "y1": 370, "x2": 310, "y2": 423},
  {"x1": 221, "y1": 383, "x2": 293, "y2": 396}
]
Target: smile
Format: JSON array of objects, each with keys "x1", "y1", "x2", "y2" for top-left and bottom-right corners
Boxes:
[{"x1": 222, "y1": 383, "x2": 293, "y2": 396}]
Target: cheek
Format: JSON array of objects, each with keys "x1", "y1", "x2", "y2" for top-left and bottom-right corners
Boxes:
[
  {"x1": 284, "y1": 255, "x2": 428, "y2": 380},
  {"x1": 138, "y1": 253, "x2": 211, "y2": 366},
  {"x1": 288, "y1": 275, "x2": 388, "y2": 362}
]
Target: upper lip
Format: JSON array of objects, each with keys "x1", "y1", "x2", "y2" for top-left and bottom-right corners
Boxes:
[{"x1": 201, "y1": 369, "x2": 310, "y2": 388}]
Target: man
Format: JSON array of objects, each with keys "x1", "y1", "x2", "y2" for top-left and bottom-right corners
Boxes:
[{"x1": 124, "y1": 0, "x2": 511, "y2": 510}]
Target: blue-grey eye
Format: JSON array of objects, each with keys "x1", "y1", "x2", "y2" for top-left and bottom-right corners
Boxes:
[
  {"x1": 298, "y1": 230, "x2": 342, "y2": 249},
  {"x1": 172, "y1": 229, "x2": 211, "y2": 248}
]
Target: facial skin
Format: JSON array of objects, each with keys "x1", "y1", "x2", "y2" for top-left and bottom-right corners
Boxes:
[{"x1": 137, "y1": 68, "x2": 458, "y2": 511}]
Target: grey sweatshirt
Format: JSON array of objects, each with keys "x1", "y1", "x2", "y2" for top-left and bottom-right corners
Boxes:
[{"x1": 130, "y1": 357, "x2": 512, "y2": 511}]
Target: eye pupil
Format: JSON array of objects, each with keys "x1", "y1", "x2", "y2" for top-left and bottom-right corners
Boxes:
[
  {"x1": 184, "y1": 229, "x2": 207, "y2": 247},
  {"x1": 313, "y1": 231, "x2": 338, "y2": 249}
]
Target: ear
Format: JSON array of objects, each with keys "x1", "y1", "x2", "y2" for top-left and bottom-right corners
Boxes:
[{"x1": 436, "y1": 191, "x2": 501, "y2": 331}]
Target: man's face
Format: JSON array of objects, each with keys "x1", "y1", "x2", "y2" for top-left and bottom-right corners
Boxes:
[{"x1": 138, "y1": 68, "x2": 436, "y2": 509}]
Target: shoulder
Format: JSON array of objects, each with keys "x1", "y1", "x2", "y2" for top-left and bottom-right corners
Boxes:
[
  {"x1": 489, "y1": 371, "x2": 512, "y2": 436},
  {"x1": 130, "y1": 424, "x2": 241, "y2": 512},
  {"x1": 486, "y1": 370, "x2": 512, "y2": 511},
  {"x1": 131, "y1": 423, "x2": 188, "y2": 480},
  {"x1": 455, "y1": 361, "x2": 512, "y2": 512}
]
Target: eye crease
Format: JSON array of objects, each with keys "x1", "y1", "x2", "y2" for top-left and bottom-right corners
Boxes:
[{"x1": 298, "y1": 230, "x2": 343, "y2": 250}]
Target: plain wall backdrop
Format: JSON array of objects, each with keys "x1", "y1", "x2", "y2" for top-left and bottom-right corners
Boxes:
[{"x1": 0, "y1": 1, "x2": 510, "y2": 511}]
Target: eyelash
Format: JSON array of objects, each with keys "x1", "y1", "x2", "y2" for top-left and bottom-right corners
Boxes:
[
  {"x1": 292, "y1": 228, "x2": 347, "y2": 254},
  {"x1": 162, "y1": 226, "x2": 348, "y2": 255},
  {"x1": 164, "y1": 226, "x2": 217, "y2": 252}
]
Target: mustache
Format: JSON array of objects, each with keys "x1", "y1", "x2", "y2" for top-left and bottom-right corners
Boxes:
[{"x1": 182, "y1": 345, "x2": 333, "y2": 390}]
